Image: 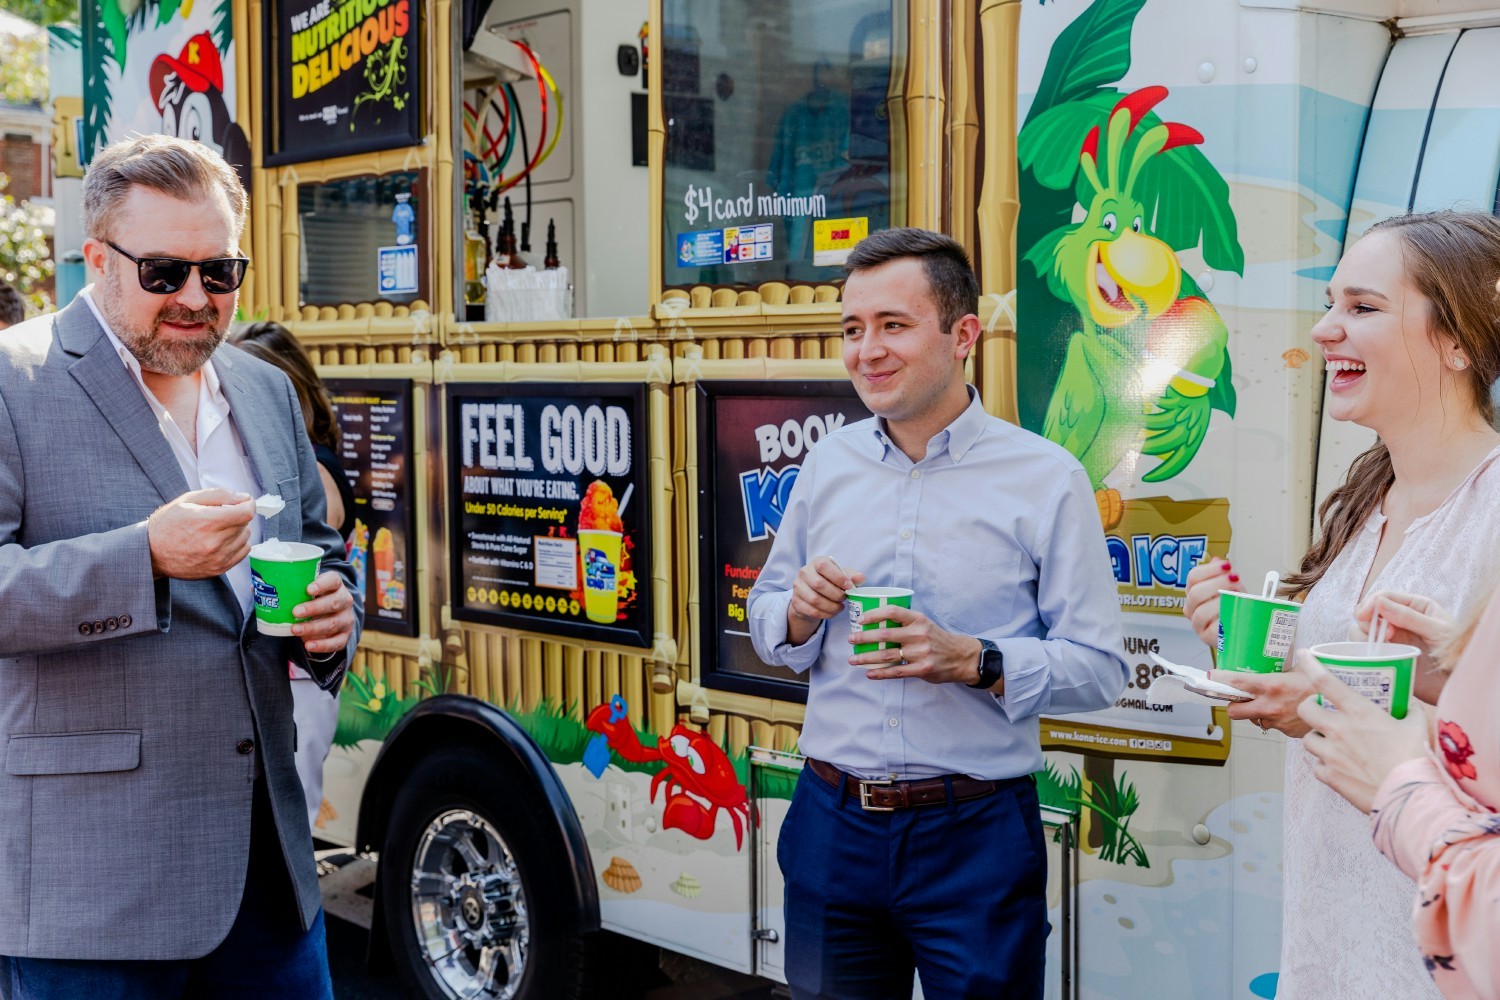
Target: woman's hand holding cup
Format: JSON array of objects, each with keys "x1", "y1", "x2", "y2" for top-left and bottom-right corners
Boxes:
[
  {"x1": 1184, "y1": 556, "x2": 1240, "y2": 649},
  {"x1": 1348, "y1": 590, "x2": 1453, "y2": 703},
  {"x1": 1296, "y1": 650, "x2": 1431, "y2": 813},
  {"x1": 1349, "y1": 590, "x2": 1453, "y2": 650},
  {"x1": 1209, "y1": 664, "x2": 1317, "y2": 738}
]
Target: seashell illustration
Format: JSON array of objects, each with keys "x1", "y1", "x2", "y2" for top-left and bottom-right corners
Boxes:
[
  {"x1": 314, "y1": 798, "x2": 338, "y2": 830},
  {"x1": 1282, "y1": 347, "x2": 1310, "y2": 369},
  {"x1": 1095, "y1": 488, "x2": 1124, "y2": 531},
  {"x1": 601, "y1": 856, "x2": 641, "y2": 893},
  {"x1": 670, "y1": 872, "x2": 701, "y2": 899}
]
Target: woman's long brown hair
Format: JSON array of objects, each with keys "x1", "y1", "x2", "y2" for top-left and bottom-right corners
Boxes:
[
  {"x1": 1280, "y1": 211, "x2": 1500, "y2": 597},
  {"x1": 228, "y1": 321, "x2": 340, "y2": 453}
]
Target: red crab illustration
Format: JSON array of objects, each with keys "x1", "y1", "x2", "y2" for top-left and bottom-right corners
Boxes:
[
  {"x1": 1438, "y1": 720, "x2": 1477, "y2": 782},
  {"x1": 585, "y1": 703, "x2": 750, "y2": 850}
]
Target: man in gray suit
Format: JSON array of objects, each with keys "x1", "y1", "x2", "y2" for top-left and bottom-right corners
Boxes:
[{"x1": 0, "y1": 134, "x2": 360, "y2": 997}]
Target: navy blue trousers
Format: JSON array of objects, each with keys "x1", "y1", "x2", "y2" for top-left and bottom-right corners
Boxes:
[
  {"x1": 0, "y1": 780, "x2": 332, "y2": 1000},
  {"x1": 779, "y1": 766, "x2": 1048, "y2": 1000}
]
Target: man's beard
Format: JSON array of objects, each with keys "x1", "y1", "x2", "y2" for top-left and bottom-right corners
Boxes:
[{"x1": 98, "y1": 274, "x2": 228, "y2": 376}]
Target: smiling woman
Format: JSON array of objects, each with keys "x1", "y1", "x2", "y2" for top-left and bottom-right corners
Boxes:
[
  {"x1": 1288, "y1": 213, "x2": 1500, "y2": 598},
  {"x1": 1182, "y1": 210, "x2": 1500, "y2": 1000}
]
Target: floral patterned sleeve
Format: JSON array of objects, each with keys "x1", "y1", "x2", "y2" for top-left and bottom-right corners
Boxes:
[{"x1": 1372, "y1": 756, "x2": 1500, "y2": 999}]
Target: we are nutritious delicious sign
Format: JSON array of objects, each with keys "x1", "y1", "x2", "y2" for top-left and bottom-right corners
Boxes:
[
  {"x1": 265, "y1": 0, "x2": 421, "y2": 165},
  {"x1": 448, "y1": 384, "x2": 652, "y2": 648}
]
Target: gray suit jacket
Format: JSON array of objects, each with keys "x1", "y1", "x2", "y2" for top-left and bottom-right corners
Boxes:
[{"x1": 0, "y1": 297, "x2": 362, "y2": 959}]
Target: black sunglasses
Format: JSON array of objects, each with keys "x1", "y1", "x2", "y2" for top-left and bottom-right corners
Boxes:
[{"x1": 105, "y1": 240, "x2": 249, "y2": 295}]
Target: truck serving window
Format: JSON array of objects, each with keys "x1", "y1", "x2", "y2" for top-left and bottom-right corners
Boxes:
[
  {"x1": 661, "y1": 0, "x2": 904, "y2": 294},
  {"x1": 297, "y1": 169, "x2": 429, "y2": 308}
]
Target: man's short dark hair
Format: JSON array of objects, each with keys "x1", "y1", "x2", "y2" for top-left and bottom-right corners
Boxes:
[
  {"x1": 0, "y1": 280, "x2": 23, "y2": 328},
  {"x1": 845, "y1": 227, "x2": 979, "y2": 333}
]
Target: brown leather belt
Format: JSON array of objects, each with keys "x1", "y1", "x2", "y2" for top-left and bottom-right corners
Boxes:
[{"x1": 807, "y1": 757, "x2": 1000, "y2": 812}]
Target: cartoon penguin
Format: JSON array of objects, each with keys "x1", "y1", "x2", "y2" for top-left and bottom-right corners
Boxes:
[{"x1": 149, "y1": 32, "x2": 252, "y2": 189}]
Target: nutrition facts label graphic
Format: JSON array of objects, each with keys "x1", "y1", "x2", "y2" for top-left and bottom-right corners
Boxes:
[{"x1": 327, "y1": 378, "x2": 417, "y2": 637}]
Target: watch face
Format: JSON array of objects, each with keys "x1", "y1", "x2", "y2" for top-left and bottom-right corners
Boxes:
[
  {"x1": 981, "y1": 643, "x2": 1002, "y2": 671},
  {"x1": 973, "y1": 642, "x2": 1002, "y2": 687}
]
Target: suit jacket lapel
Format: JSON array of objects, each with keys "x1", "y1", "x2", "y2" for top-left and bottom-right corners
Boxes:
[
  {"x1": 62, "y1": 298, "x2": 189, "y2": 504},
  {"x1": 214, "y1": 347, "x2": 296, "y2": 509}
]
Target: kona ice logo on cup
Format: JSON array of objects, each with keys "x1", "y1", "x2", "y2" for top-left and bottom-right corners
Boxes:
[{"x1": 251, "y1": 573, "x2": 280, "y2": 610}]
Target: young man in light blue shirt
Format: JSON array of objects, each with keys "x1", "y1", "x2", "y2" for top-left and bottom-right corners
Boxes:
[{"x1": 749, "y1": 227, "x2": 1127, "y2": 999}]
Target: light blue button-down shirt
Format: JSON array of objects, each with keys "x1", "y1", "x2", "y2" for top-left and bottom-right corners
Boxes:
[{"x1": 748, "y1": 390, "x2": 1127, "y2": 781}]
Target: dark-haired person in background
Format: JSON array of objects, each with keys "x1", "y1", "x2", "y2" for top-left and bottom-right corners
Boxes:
[
  {"x1": 231, "y1": 320, "x2": 356, "y2": 834},
  {"x1": 749, "y1": 227, "x2": 1126, "y2": 999},
  {"x1": 0, "y1": 279, "x2": 23, "y2": 330}
]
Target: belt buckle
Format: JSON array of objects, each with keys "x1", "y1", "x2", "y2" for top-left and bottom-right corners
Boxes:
[{"x1": 857, "y1": 778, "x2": 895, "y2": 812}]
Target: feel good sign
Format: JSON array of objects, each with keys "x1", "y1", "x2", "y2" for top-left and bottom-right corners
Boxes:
[{"x1": 449, "y1": 384, "x2": 652, "y2": 648}]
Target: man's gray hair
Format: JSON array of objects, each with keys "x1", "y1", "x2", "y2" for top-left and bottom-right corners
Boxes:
[{"x1": 82, "y1": 134, "x2": 248, "y2": 243}]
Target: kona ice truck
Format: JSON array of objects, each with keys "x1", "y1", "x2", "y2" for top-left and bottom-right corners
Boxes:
[{"x1": 47, "y1": 0, "x2": 1500, "y2": 996}]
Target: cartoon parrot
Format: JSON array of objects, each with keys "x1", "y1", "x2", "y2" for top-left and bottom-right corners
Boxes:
[{"x1": 1025, "y1": 87, "x2": 1237, "y2": 529}]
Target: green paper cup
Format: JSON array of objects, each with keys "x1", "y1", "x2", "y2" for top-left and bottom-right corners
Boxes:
[
  {"x1": 1217, "y1": 571, "x2": 1301, "y2": 672},
  {"x1": 846, "y1": 587, "x2": 913, "y2": 654},
  {"x1": 1310, "y1": 641, "x2": 1418, "y2": 719},
  {"x1": 248, "y1": 540, "x2": 324, "y2": 637}
]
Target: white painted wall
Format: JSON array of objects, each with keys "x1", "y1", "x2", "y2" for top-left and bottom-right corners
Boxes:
[{"x1": 577, "y1": 0, "x2": 650, "y2": 318}]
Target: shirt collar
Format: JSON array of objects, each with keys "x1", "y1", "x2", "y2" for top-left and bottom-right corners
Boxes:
[
  {"x1": 80, "y1": 285, "x2": 225, "y2": 403},
  {"x1": 869, "y1": 386, "x2": 987, "y2": 463}
]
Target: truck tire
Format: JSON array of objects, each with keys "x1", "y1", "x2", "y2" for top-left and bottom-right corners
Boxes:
[{"x1": 379, "y1": 749, "x2": 593, "y2": 999}]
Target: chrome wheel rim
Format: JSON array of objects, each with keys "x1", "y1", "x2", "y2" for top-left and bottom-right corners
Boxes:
[{"x1": 409, "y1": 809, "x2": 530, "y2": 999}]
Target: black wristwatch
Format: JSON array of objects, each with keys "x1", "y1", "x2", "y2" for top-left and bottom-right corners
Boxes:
[{"x1": 969, "y1": 638, "x2": 1003, "y2": 689}]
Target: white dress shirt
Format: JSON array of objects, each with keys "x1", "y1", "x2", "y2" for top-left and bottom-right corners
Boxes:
[{"x1": 81, "y1": 287, "x2": 262, "y2": 618}]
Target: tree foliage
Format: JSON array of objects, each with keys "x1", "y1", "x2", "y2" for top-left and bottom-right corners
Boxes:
[
  {"x1": 0, "y1": 1, "x2": 76, "y2": 28},
  {"x1": 0, "y1": 29, "x2": 48, "y2": 106},
  {"x1": 0, "y1": 171, "x2": 54, "y2": 316}
]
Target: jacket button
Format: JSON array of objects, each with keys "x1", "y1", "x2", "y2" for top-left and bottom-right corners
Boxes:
[
  {"x1": 236, "y1": 739, "x2": 255, "y2": 755},
  {"x1": 105, "y1": 617, "x2": 119, "y2": 631},
  {"x1": 241, "y1": 633, "x2": 256, "y2": 651},
  {"x1": 119, "y1": 614, "x2": 132, "y2": 629},
  {"x1": 92, "y1": 621, "x2": 105, "y2": 634},
  {"x1": 78, "y1": 622, "x2": 93, "y2": 636}
]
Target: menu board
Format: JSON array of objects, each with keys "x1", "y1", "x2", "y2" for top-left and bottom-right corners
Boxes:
[
  {"x1": 263, "y1": 0, "x2": 422, "y2": 166},
  {"x1": 696, "y1": 381, "x2": 870, "y2": 699},
  {"x1": 326, "y1": 378, "x2": 417, "y2": 637},
  {"x1": 449, "y1": 384, "x2": 652, "y2": 648}
]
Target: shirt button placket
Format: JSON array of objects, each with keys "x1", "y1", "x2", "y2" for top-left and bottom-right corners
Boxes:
[{"x1": 897, "y1": 465, "x2": 922, "y2": 588}]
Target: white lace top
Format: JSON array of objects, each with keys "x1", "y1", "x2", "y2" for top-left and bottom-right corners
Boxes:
[{"x1": 1278, "y1": 445, "x2": 1500, "y2": 999}]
